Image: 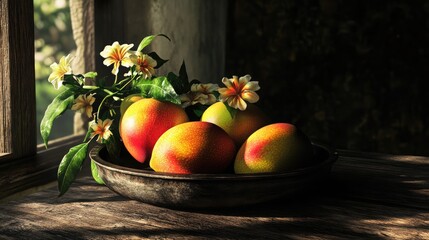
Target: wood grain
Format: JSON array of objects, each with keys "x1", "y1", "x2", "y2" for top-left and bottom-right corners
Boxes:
[
  {"x1": 0, "y1": 0, "x2": 36, "y2": 159},
  {"x1": 0, "y1": 136, "x2": 86, "y2": 200},
  {"x1": 95, "y1": 0, "x2": 228, "y2": 85},
  {"x1": 0, "y1": 151, "x2": 427, "y2": 239},
  {"x1": 136, "y1": 0, "x2": 228, "y2": 85},
  {"x1": 70, "y1": 0, "x2": 95, "y2": 136},
  {"x1": 0, "y1": 0, "x2": 11, "y2": 155},
  {"x1": 94, "y1": 0, "x2": 125, "y2": 79},
  {"x1": 330, "y1": 151, "x2": 429, "y2": 210}
]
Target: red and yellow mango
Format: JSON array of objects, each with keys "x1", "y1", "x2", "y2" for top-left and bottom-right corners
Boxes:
[
  {"x1": 150, "y1": 121, "x2": 236, "y2": 174},
  {"x1": 201, "y1": 102, "x2": 270, "y2": 146},
  {"x1": 234, "y1": 123, "x2": 313, "y2": 174},
  {"x1": 120, "y1": 98, "x2": 189, "y2": 163}
]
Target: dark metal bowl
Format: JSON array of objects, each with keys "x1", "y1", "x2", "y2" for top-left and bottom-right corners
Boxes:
[{"x1": 90, "y1": 143, "x2": 337, "y2": 209}]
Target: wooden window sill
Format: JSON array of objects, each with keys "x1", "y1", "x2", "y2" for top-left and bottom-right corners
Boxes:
[{"x1": 0, "y1": 135, "x2": 86, "y2": 201}]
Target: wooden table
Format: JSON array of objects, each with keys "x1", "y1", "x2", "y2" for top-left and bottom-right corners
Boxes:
[{"x1": 0, "y1": 150, "x2": 428, "y2": 239}]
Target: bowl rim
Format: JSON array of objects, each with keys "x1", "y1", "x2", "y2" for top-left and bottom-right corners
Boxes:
[{"x1": 90, "y1": 143, "x2": 338, "y2": 181}]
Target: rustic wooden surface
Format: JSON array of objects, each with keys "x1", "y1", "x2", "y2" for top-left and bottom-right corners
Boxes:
[
  {"x1": 0, "y1": 0, "x2": 36, "y2": 159},
  {"x1": 0, "y1": 150, "x2": 428, "y2": 239},
  {"x1": 96, "y1": 0, "x2": 228, "y2": 85},
  {"x1": 70, "y1": 0, "x2": 95, "y2": 136},
  {"x1": 0, "y1": 136, "x2": 86, "y2": 200}
]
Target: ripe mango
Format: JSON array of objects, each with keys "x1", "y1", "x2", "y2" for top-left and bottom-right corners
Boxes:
[
  {"x1": 120, "y1": 98, "x2": 189, "y2": 163},
  {"x1": 201, "y1": 102, "x2": 270, "y2": 146},
  {"x1": 150, "y1": 121, "x2": 236, "y2": 174},
  {"x1": 234, "y1": 123, "x2": 313, "y2": 174},
  {"x1": 120, "y1": 94, "x2": 144, "y2": 116}
]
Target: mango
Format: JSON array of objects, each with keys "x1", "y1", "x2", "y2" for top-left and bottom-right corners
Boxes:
[
  {"x1": 234, "y1": 123, "x2": 313, "y2": 174},
  {"x1": 201, "y1": 102, "x2": 270, "y2": 146},
  {"x1": 120, "y1": 98, "x2": 189, "y2": 163},
  {"x1": 120, "y1": 94, "x2": 144, "y2": 116},
  {"x1": 150, "y1": 121, "x2": 236, "y2": 174}
]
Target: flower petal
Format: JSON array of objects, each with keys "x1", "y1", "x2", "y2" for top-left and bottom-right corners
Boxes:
[
  {"x1": 221, "y1": 77, "x2": 233, "y2": 88},
  {"x1": 218, "y1": 87, "x2": 236, "y2": 97},
  {"x1": 147, "y1": 56, "x2": 157, "y2": 67},
  {"x1": 90, "y1": 121, "x2": 98, "y2": 132},
  {"x1": 235, "y1": 97, "x2": 247, "y2": 110},
  {"x1": 239, "y1": 74, "x2": 251, "y2": 84},
  {"x1": 100, "y1": 45, "x2": 113, "y2": 58},
  {"x1": 207, "y1": 84, "x2": 219, "y2": 92},
  {"x1": 223, "y1": 95, "x2": 246, "y2": 110},
  {"x1": 90, "y1": 132, "x2": 97, "y2": 139},
  {"x1": 71, "y1": 102, "x2": 82, "y2": 111},
  {"x1": 103, "y1": 119, "x2": 113, "y2": 128},
  {"x1": 207, "y1": 94, "x2": 217, "y2": 104},
  {"x1": 242, "y1": 81, "x2": 260, "y2": 92},
  {"x1": 121, "y1": 57, "x2": 134, "y2": 68},
  {"x1": 231, "y1": 76, "x2": 241, "y2": 90},
  {"x1": 85, "y1": 106, "x2": 93, "y2": 118},
  {"x1": 88, "y1": 95, "x2": 96, "y2": 105},
  {"x1": 111, "y1": 62, "x2": 120, "y2": 75},
  {"x1": 102, "y1": 131, "x2": 112, "y2": 140},
  {"x1": 49, "y1": 62, "x2": 59, "y2": 71},
  {"x1": 103, "y1": 58, "x2": 116, "y2": 67},
  {"x1": 241, "y1": 91, "x2": 259, "y2": 103},
  {"x1": 51, "y1": 79, "x2": 62, "y2": 90}
]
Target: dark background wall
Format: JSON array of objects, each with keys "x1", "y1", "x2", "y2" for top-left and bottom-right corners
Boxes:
[{"x1": 225, "y1": 0, "x2": 429, "y2": 156}]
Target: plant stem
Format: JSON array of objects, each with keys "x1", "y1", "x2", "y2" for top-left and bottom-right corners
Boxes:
[
  {"x1": 83, "y1": 85, "x2": 114, "y2": 95},
  {"x1": 118, "y1": 77, "x2": 134, "y2": 91},
  {"x1": 103, "y1": 89, "x2": 115, "y2": 95},
  {"x1": 96, "y1": 73, "x2": 137, "y2": 120},
  {"x1": 116, "y1": 77, "x2": 131, "y2": 86},
  {"x1": 97, "y1": 94, "x2": 113, "y2": 120},
  {"x1": 83, "y1": 85, "x2": 98, "y2": 90}
]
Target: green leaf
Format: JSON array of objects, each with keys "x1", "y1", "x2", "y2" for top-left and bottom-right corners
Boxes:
[
  {"x1": 167, "y1": 72, "x2": 189, "y2": 95},
  {"x1": 91, "y1": 160, "x2": 105, "y2": 185},
  {"x1": 83, "y1": 121, "x2": 94, "y2": 143},
  {"x1": 133, "y1": 76, "x2": 181, "y2": 104},
  {"x1": 224, "y1": 102, "x2": 238, "y2": 119},
  {"x1": 106, "y1": 130, "x2": 120, "y2": 161},
  {"x1": 62, "y1": 74, "x2": 81, "y2": 90},
  {"x1": 179, "y1": 60, "x2": 189, "y2": 83},
  {"x1": 185, "y1": 104, "x2": 209, "y2": 121},
  {"x1": 57, "y1": 142, "x2": 89, "y2": 196},
  {"x1": 193, "y1": 105, "x2": 209, "y2": 118},
  {"x1": 189, "y1": 79, "x2": 201, "y2": 85},
  {"x1": 136, "y1": 34, "x2": 171, "y2": 52},
  {"x1": 148, "y1": 52, "x2": 168, "y2": 69},
  {"x1": 40, "y1": 89, "x2": 75, "y2": 148},
  {"x1": 62, "y1": 74, "x2": 76, "y2": 85},
  {"x1": 84, "y1": 72, "x2": 98, "y2": 78}
]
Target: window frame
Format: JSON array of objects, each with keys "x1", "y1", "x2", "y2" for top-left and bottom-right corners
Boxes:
[
  {"x1": 0, "y1": 0, "x2": 36, "y2": 161},
  {"x1": 0, "y1": 0, "x2": 88, "y2": 200}
]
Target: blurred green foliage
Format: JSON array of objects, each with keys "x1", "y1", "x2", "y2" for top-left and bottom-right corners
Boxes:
[
  {"x1": 226, "y1": 0, "x2": 429, "y2": 155},
  {"x1": 34, "y1": 0, "x2": 76, "y2": 144}
]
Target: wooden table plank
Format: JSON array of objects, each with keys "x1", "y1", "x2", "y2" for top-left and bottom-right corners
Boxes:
[
  {"x1": 328, "y1": 155, "x2": 429, "y2": 210},
  {"x1": 0, "y1": 177, "x2": 427, "y2": 240},
  {"x1": 0, "y1": 151, "x2": 428, "y2": 239}
]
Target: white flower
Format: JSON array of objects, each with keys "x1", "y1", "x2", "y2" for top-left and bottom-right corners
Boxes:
[
  {"x1": 48, "y1": 54, "x2": 73, "y2": 89},
  {"x1": 218, "y1": 75, "x2": 260, "y2": 110},
  {"x1": 90, "y1": 119, "x2": 113, "y2": 143},
  {"x1": 100, "y1": 42, "x2": 134, "y2": 75},
  {"x1": 71, "y1": 94, "x2": 96, "y2": 118}
]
